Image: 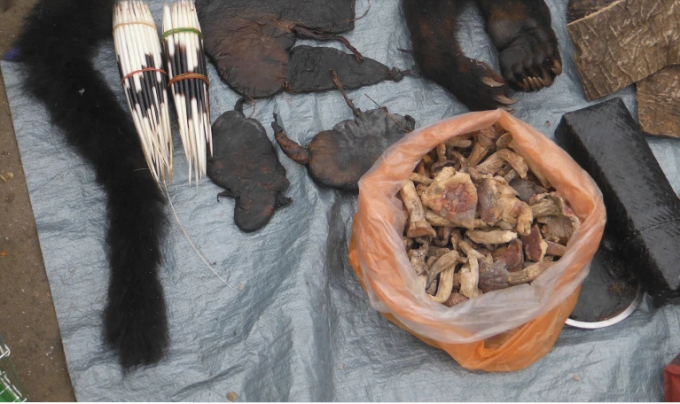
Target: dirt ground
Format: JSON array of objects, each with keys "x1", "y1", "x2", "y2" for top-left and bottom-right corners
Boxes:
[{"x1": 0, "y1": 0, "x2": 77, "y2": 401}]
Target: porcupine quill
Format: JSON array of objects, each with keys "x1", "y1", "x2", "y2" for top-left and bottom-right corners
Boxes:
[
  {"x1": 163, "y1": 0, "x2": 212, "y2": 185},
  {"x1": 113, "y1": 0, "x2": 173, "y2": 184}
]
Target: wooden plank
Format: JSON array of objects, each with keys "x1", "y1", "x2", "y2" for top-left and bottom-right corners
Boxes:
[{"x1": 567, "y1": 0, "x2": 680, "y2": 101}]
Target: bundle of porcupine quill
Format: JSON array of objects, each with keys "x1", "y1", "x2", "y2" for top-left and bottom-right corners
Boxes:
[
  {"x1": 113, "y1": 1, "x2": 173, "y2": 184},
  {"x1": 163, "y1": 0, "x2": 212, "y2": 185}
]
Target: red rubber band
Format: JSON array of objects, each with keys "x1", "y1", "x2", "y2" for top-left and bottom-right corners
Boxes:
[
  {"x1": 121, "y1": 68, "x2": 168, "y2": 86},
  {"x1": 167, "y1": 72, "x2": 210, "y2": 88}
]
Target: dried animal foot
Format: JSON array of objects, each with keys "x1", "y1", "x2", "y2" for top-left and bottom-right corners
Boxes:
[{"x1": 478, "y1": 0, "x2": 562, "y2": 92}]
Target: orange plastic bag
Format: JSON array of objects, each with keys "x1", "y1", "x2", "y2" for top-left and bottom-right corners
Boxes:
[{"x1": 348, "y1": 110, "x2": 605, "y2": 372}]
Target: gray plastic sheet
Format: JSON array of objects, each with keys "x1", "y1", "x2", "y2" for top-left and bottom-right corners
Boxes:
[{"x1": 3, "y1": 0, "x2": 680, "y2": 400}]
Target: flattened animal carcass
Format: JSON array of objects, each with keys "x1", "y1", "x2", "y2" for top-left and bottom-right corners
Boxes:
[
  {"x1": 196, "y1": 0, "x2": 407, "y2": 98},
  {"x1": 207, "y1": 100, "x2": 292, "y2": 232}
]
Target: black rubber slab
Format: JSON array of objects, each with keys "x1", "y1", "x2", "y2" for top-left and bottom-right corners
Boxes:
[{"x1": 555, "y1": 98, "x2": 680, "y2": 306}]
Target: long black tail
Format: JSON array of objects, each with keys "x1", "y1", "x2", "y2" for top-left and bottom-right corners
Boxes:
[{"x1": 16, "y1": 0, "x2": 169, "y2": 368}]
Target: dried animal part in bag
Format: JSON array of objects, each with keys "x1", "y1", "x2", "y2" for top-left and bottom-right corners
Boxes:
[
  {"x1": 402, "y1": 122, "x2": 580, "y2": 306},
  {"x1": 476, "y1": 176, "x2": 532, "y2": 236},
  {"x1": 272, "y1": 74, "x2": 415, "y2": 192},
  {"x1": 510, "y1": 178, "x2": 548, "y2": 203},
  {"x1": 521, "y1": 225, "x2": 548, "y2": 262},
  {"x1": 197, "y1": 0, "x2": 408, "y2": 98},
  {"x1": 207, "y1": 100, "x2": 292, "y2": 232},
  {"x1": 401, "y1": 181, "x2": 437, "y2": 239},
  {"x1": 420, "y1": 168, "x2": 478, "y2": 229},
  {"x1": 493, "y1": 238, "x2": 524, "y2": 272}
]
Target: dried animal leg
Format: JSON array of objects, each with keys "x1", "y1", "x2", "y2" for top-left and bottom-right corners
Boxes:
[{"x1": 401, "y1": 181, "x2": 437, "y2": 239}]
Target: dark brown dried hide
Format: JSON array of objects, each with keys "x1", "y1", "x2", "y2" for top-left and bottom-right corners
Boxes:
[
  {"x1": 196, "y1": 0, "x2": 407, "y2": 98},
  {"x1": 207, "y1": 100, "x2": 292, "y2": 232},
  {"x1": 272, "y1": 88, "x2": 415, "y2": 192}
]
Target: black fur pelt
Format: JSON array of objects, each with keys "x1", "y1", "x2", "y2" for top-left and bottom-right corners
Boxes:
[
  {"x1": 401, "y1": 0, "x2": 563, "y2": 111},
  {"x1": 16, "y1": 0, "x2": 169, "y2": 369}
]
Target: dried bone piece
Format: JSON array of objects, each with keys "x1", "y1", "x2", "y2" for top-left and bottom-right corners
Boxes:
[
  {"x1": 421, "y1": 167, "x2": 478, "y2": 229},
  {"x1": 409, "y1": 172, "x2": 433, "y2": 185},
  {"x1": 476, "y1": 176, "x2": 533, "y2": 235},
  {"x1": 493, "y1": 238, "x2": 524, "y2": 272},
  {"x1": 426, "y1": 250, "x2": 464, "y2": 287},
  {"x1": 400, "y1": 181, "x2": 438, "y2": 238},
  {"x1": 459, "y1": 257, "x2": 482, "y2": 299},
  {"x1": 468, "y1": 127, "x2": 502, "y2": 166},
  {"x1": 508, "y1": 260, "x2": 554, "y2": 285},
  {"x1": 636, "y1": 66, "x2": 680, "y2": 138},
  {"x1": 546, "y1": 240, "x2": 566, "y2": 256},
  {"x1": 567, "y1": 0, "x2": 680, "y2": 101},
  {"x1": 521, "y1": 225, "x2": 548, "y2": 262},
  {"x1": 509, "y1": 178, "x2": 548, "y2": 203},
  {"x1": 476, "y1": 149, "x2": 529, "y2": 179},
  {"x1": 496, "y1": 132, "x2": 513, "y2": 149},
  {"x1": 429, "y1": 266, "x2": 456, "y2": 304},
  {"x1": 467, "y1": 229, "x2": 518, "y2": 245},
  {"x1": 443, "y1": 293, "x2": 468, "y2": 307},
  {"x1": 446, "y1": 137, "x2": 472, "y2": 149}
]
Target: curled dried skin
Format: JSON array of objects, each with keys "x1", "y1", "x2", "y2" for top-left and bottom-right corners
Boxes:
[
  {"x1": 421, "y1": 167, "x2": 477, "y2": 229},
  {"x1": 530, "y1": 193, "x2": 567, "y2": 217},
  {"x1": 467, "y1": 229, "x2": 518, "y2": 245},
  {"x1": 476, "y1": 149, "x2": 529, "y2": 179},
  {"x1": 400, "y1": 180, "x2": 437, "y2": 238},
  {"x1": 538, "y1": 215, "x2": 579, "y2": 244},
  {"x1": 496, "y1": 132, "x2": 513, "y2": 149}
]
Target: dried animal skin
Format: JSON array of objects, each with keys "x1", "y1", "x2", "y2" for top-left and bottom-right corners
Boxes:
[
  {"x1": 530, "y1": 193, "x2": 568, "y2": 218},
  {"x1": 476, "y1": 176, "x2": 533, "y2": 235},
  {"x1": 636, "y1": 66, "x2": 680, "y2": 138},
  {"x1": 421, "y1": 167, "x2": 478, "y2": 229},
  {"x1": 207, "y1": 101, "x2": 291, "y2": 232},
  {"x1": 538, "y1": 215, "x2": 579, "y2": 244},
  {"x1": 401, "y1": 181, "x2": 437, "y2": 238},
  {"x1": 567, "y1": 0, "x2": 680, "y2": 100},
  {"x1": 467, "y1": 229, "x2": 518, "y2": 245}
]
